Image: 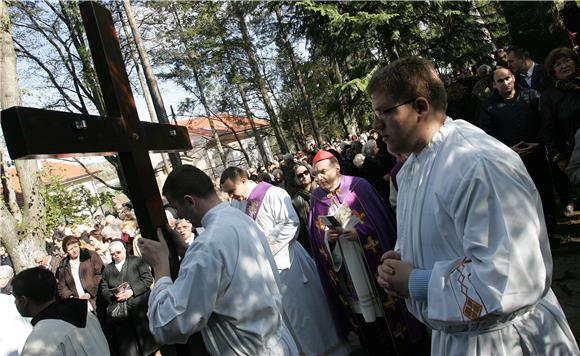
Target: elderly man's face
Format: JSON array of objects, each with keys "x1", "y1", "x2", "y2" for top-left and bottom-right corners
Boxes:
[
  {"x1": 34, "y1": 255, "x2": 50, "y2": 266},
  {"x1": 314, "y1": 160, "x2": 340, "y2": 192},
  {"x1": 175, "y1": 220, "x2": 193, "y2": 240}
]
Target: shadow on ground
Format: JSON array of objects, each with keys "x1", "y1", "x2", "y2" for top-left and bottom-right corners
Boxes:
[{"x1": 551, "y1": 214, "x2": 580, "y2": 342}]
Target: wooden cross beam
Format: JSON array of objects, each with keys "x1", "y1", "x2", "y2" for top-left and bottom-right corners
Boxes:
[
  {"x1": 1, "y1": 2, "x2": 188, "y2": 243},
  {"x1": 2, "y1": 2, "x2": 207, "y2": 354}
]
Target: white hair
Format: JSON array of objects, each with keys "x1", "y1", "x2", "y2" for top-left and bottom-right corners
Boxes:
[
  {"x1": 101, "y1": 225, "x2": 122, "y2": 240},
  {"x1": 362, "y1": 139, "x2": 377, "y2": 157},
  {"x1": 0, "y1": 265, "x2": 14, "y2": 279},
  {"x1": 353, "y1": 153, "x2": 365, "y2": 168}
]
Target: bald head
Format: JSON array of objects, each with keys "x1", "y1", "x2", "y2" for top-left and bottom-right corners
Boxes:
[{"x1": 493, "y1": 67, "x2": 516, "y2": 100}]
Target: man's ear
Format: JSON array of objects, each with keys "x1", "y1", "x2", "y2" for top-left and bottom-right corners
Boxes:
[
  {"x1": 240, "y1": 177, "x2": 247, "y2": 184},
  {"x1": 183, "y1": 195, "x2": 197, "y2": 208},
  {"x1": 414, "y1": 97, "x2": 430, "y2": 115}
]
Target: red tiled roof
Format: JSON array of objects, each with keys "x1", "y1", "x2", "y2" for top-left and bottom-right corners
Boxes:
[
  {"x1": 7, "y1": 161, "x2": 101, "y2": 193},
  {"x1": 177, "y1": 114, "x2": 270, "y2": 138}
]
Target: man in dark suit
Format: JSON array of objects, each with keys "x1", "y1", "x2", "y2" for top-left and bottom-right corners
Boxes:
[
  {"x1": 34, "y1": 252, "x2": 61, "y2": 276},
  {"x1": 507, "y1": 46, "x2": 553, "y2": 92}
]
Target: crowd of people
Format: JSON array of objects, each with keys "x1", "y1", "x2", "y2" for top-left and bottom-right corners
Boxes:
[{"x1": 3, "y1": 41, "x2": 580, "y2": 356}]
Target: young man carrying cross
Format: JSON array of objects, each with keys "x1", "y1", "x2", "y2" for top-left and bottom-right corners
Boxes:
[
  {"x1": 139, "y1": 165, "x2": 297, "y2": 355},
  {"x1": 373, "y1": 56, "x2": 579, "y2": 355}
]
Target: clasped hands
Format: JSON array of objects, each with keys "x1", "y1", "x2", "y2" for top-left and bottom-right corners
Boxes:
[
  {"x1": 376, "y1": 250, "x2": 413, "y2": 299},
  {"x1": 510, "y1": 141, "x2": 539, "y2": 158}
]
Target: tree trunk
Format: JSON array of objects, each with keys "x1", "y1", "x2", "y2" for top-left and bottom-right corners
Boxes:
[
  {"x1": 0, "y1": 0, "x2": 47, "y2": 272},
  {"x1": 235, "y1": 9, "x2": 289, "y2": 153},
  {"x1": 332, "y1": 59, "x2": 350, "y2": 136},
  {"x1": 275, "y1": 6, "x2": 322, "y2": 148},
  {"x1": 115, "y1": 0, "x2": 171, "y2": 175},
  {"x1": 224, "y1": 43, "x2": 269, "y2": 167},
  {"x1": 115, "y1": 0, "x2": 156, "y2": 122},
  {"x1": 191, "y1": 65, "x2": 228, "y2": 168},
  {"x1": 121, "y1": 0, "x2": 182, "y2": 168}
]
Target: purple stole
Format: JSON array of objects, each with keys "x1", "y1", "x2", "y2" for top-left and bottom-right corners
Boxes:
[
  {"x1": 308, "y1": 175, "x2": 426, "y2": 353},
  {"x1": 245, "y1": 182, "x2": 273, "y2": 221}
]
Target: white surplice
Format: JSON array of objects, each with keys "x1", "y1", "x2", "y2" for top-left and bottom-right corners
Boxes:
[
  {"x1": 21, "y1": 312, "x2": 109, "y2": 356},
  {"x1": 396, "y1": 118, "x2": 579, "y2": 355},
  {"x1": 0, "y1": 294, "x2": 32, "y2": 356},
  {"x1": 232, "y1": 182, "x2": 350, "y2": 356},
  {"x1": 147, "y1": 203, "x2": 297, "y2": 356}
]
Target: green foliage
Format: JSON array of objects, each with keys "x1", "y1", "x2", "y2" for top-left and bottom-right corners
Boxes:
[{"x1": 40, "y1": 176, "x2": 108, "y2": 231}]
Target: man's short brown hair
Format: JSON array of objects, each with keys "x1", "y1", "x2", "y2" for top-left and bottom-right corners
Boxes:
[{"x1": 367, "y1": 56, "x2": 447, "y2": 113}]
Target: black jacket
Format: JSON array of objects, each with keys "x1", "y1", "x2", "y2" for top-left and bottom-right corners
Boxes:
[
  {"x1": 100, "y1": 255, "x2": 157, "y2": 355},
  {"x1": 540, "y1": 85, "x2": 580, "y2": 160},
  {"x1": 480, "y1": 88, "x2": 543, "y2": 147}
]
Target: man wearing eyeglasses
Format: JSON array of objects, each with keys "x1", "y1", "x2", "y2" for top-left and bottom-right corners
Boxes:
[{"x1": 373, "y1": 56, "x2": 578, "y2": 355}]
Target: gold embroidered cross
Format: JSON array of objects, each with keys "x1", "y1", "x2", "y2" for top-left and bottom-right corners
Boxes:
[{"x1": 364, "y1": 236, "x2": 379, "y2": 253}]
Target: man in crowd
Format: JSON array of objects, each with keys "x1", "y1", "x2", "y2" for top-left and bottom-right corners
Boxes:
[
  {"x1": 479, "y1": 67, "x2": 556, "y2": 236},
  {"x1": 371, "y1": 56, "x2": 578, "y2": 355},
  {"x1": 0, "y1": 244, "x2": 13, "y2": 267},
  {"x1": 507, "y1": 46, "x2": 552, "y2": 92},
  {"x1": 34, "y1": 251, "x2": 61, "y2": 276},
  {"x1": 308, "y1": 150, "x2": 427, "y2": 355},
  {"x1": 174, "y1": 218, "x2": 195, "y2": 246},
  {"x1": 0, "y1": 265, "x2": 14, "y2": 295},
  {"x1": 139, "y1": 165, "x2": 297, "y2": 355},
  {"x1": 12, "y1": 267, "x2": 110, "y2": 355},
  {"x1": 220, "y1": 167, "x2": 350, "y2": 356}
]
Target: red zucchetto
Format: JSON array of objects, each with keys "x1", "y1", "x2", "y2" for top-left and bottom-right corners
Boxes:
[{"x1": 312, "y1": 150, "x2": 335, "y2": 165}]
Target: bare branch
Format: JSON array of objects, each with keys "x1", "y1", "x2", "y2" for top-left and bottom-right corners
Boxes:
[{"x1": 70, "y1": 158, "x2": 123, "y2": 191}]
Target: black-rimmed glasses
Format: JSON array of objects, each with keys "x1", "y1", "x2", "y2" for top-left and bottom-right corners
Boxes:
[{"x1": 374, "y1": 98, "x2": 416, "y2": 118}]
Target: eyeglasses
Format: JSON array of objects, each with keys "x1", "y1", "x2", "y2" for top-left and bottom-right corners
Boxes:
[
  {"x1": 374, "y1": 98, "x2": 416, "y2": 118},
  {"x1": 296, "y1": 171, "x2": 310, "y2": 178}
]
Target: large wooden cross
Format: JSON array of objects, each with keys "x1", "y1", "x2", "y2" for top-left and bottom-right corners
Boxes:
[{"x1": 1, "y1": 2, "x2": 206, "y2": 354}]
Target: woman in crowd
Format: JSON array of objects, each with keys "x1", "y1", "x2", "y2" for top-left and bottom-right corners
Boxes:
[
  {"x1": 542, "y1": 47, "x2": 580, "y2": 170},
  {"x1": 100, "y1": 240, "x2": 157, "y2": 356},
  {"x1": 56, "y1": 235, "x2": 104, "y2": 312},
  {"x1": 290, "y1": 162, "x2": 317, "y2": 256},
  {"x1": 541, "y1": 47, "x2": 580, "y2": 212}
]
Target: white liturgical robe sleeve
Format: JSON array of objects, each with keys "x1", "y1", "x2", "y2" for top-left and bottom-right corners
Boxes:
[
  {"x1": 148, "y1": 252, "x2": 225, "y2": 344},
  {"x1": 428, "y1": 160, "x2": 550, "y2": 324}
]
